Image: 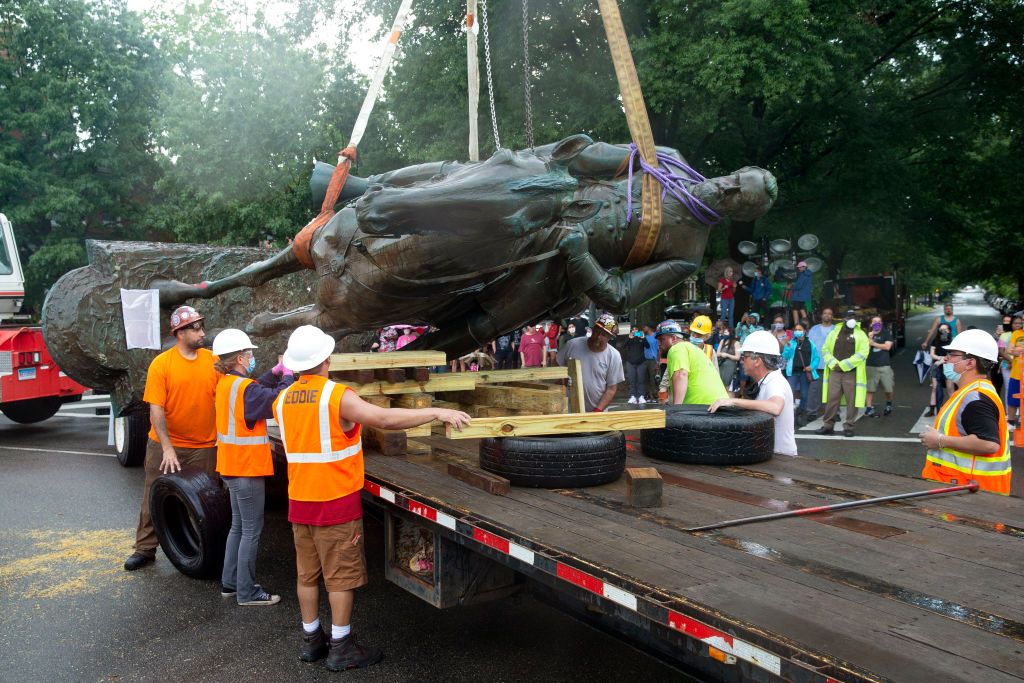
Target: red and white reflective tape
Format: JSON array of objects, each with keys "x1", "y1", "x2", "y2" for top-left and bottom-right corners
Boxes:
[{"x1": 668, "y1": 610, "x2": 781, "y2": 675}]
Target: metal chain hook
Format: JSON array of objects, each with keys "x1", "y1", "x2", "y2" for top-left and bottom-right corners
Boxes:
[
  {"x1": 522, "y1": 0, "x2": 534, "y2": 150},
  {"x1": 480, "y1": 0, "x2": 501, "y2": 150}
]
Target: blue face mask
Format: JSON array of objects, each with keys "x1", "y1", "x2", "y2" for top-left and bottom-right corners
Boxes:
[
  {"x1": 689, "y1": 335, "x2": 704, "y2": 345},
  {"x1": 793, "y1": 330, "x2": 804, "y2": 338},
  {"x1": 942, "y1": 360, "x2": 961, "y2": 384},
  {"x1": 246, "y1": 355, "x2": 256, "y2": 374}
]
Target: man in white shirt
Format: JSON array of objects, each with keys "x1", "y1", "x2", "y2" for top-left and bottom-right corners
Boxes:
[
  {"x1": 708, "y1": 330, "x2": 797, "y2": 456},
  {"x1": 805, "y1": 307, "x2": 835, "y2": 419}
]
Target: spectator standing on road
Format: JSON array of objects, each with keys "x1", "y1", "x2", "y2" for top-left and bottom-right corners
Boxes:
[
  {"x1": 717, "y1": 267, "x2": 737, "y2": 328},
  {"x1": 274, "y1": 325, "x2": 470, "y2": 670},
  {"x1": 492, "y1": 332, "x2": 515, "y2": 369},
  {"x1": 782, "y1": 323, "x2": 819, "y2": 421},
  {"x1": 709, "y1": 330, "x2": 797, "y2": 456},
  {"x1": 742, "y1": 267, "x2": 771, "y2": 320},
  {"x1": 716, "y1": 326, "x2": 740, "y2": 394},
  {"x1": 1004, "y1": 317, "x2": 1024, "y2": 428},
  {"x1": 806, "y1": 308, "x2": 835, "y2": 419},
  {"x1": 770, "y1": 314, "x2": 791, "y2": 350},
  {"x1": 212, "y1": 329, "x2": 293, "y2": 606},
  {"x1": 817, "y1": 310, "x2": 869, "y2": 437},
  {"x1": 789, "y1": 261, "x2": 813, "y2": 328},
  {"x1": 656, "y1": 320, "x2": 727, "y2": 406},
  {"x1": 568, "y1": 313, "x2": 589, "y2": 338},
  {"x1": 927, "y1": 324, "x2": 955, "y2": 416},
  {"x1": 519, "y1": 324, "x2": 547, "y2": 368},
  {"x1": 557, "y1": 313, "x2": 625, "y2": 412},
  {"x1": 920, "y1": 329, "x2": 1012, "y2": 495},
  {"x1": 864, "y1": 316, "x2": 895, "y2": 418},
  {"x1": 623, "y1": 326, "x2": 648, "y2": 405},
  {"x1": 921, "y1": 302, "x2": 963, "y2": 350},
  {"x1": 124, "y1": 306, "x2": 220, "y2": 572},
  {"x1": 542, "y1": 320, "x2": 560, "y2": 366},
  {"x1": 643, "y1": 324, "x2": 659, "y2": 401}
]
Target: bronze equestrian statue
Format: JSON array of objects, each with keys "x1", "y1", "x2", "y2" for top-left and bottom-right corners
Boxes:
[{"x1": 156, "y1": 134, "x2": 777, "y2": 356}]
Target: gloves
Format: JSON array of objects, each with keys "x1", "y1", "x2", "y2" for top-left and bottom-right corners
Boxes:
[
  {"x1": 273, "y1": 361, "x2": 292, "y2": 377},
  {"x1": 592, "y1": 407, "x2": 604, "y2": 413}
]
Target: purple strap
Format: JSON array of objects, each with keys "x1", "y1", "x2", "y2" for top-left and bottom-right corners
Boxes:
[{"x1": 625, "y1": 143, "x2": 721, "y2": 227}]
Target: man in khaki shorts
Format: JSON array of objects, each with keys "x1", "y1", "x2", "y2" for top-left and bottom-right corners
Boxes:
[
  {"x1": 274, "y1": 325, "x2": 470, "y2": 671},
  {"x1": 864, "y1": 315, "x2": 895, "y2": 417}
]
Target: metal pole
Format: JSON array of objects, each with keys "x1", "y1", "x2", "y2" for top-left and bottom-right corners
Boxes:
[{"x1": 685, "y1": 481, "x2": 979, "y2": 533}]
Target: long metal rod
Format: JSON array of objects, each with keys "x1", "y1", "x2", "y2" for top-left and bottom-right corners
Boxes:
[{"x1": 685, "y1": 481, "x2": 979, "y2": 533}]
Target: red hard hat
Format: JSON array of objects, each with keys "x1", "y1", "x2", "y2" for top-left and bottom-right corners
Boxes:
[{"x1": 169, "y1": 305, "x2": 204, "y2": 333}]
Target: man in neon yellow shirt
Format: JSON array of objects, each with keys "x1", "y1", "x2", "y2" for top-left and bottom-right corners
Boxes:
[{"x1": 657, "y1": 320, "x2": 727, "y2": 405}]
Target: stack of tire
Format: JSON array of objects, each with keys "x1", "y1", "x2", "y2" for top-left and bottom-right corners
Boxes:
[{"x1": 640, "y1": 405, "x2": 774, "y2": 465}]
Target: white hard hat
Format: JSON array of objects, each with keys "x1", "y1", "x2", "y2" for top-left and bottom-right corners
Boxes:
[
  {"x1": 739, "y1": 330, "x2": 782, "y2": 356},
  {"x1": 211, "y1": 328, "x2": 257, "y2": 356},
  {"x1": 282, "y1": 325, "x2": 336, "y2": 371},
  {"x1": 944, "y1": 329, "x2": 998, "y2": 362}
]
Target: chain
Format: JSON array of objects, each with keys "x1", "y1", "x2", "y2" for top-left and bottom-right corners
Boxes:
[
  {"x1": 480, "y1": 0, "x2": 501, "y2": 150},
  {"x1": 522, "y1": 0, "x2": 534, "y2": 149}
]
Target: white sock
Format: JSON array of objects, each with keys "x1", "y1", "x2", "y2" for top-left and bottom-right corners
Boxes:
[
  {"x1": 332, "y1": 623, "x2": 351, "y2": 640},
  {"x1": 302, "y1": 619, "x2": 320, "y2": 634}
]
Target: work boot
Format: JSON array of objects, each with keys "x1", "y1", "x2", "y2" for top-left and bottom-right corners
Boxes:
[
  {"x1": 123, "y1": 552, "x2": 155, "y2": 571},
  {"x1": 925, "y1": 405, "x2": 936, "y2": 417},
  {"x1": 325, "y1": 634, "x2": 384, "y2": 671},
  {"x1": 299, "y1": 628, "x2": 329, "y2": 663},
  {"x1": 814, "y1": 426, "x2": 835, "y2": 436}
]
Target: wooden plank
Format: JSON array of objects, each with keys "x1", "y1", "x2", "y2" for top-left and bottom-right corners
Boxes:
[
  {"x1": 363, "y1": 394, "x2": 391, "y2": 408},
  {"x1": 446, "y1": 462, "x2": 510, "y2": 495},
  {"x1": 432, "y1": 399, "x2": 462, "y2": 410},
  {"x1": 567, "y1": 359, "x2": 586, "y2": 413},
  {"x1": 446, "y1": 409, "x2": 666, "y2": 439},
  {"x1": 393, "y1": 393, "x2": 433, "y2": 409},
  {"x1": 374, "y1": 368, "x2": 406, "y2": 383},
  {"x1": 408, "y1": 367, "x2": 431, "y2": 382},
  {"x1": 450, "y1": 367, "x2": 568, "y2": 384},
  {"x1": 405, "y1": 439, "x2": 433, "y2": 459},
  {"x1": 333, "y1": 369, "x2": 376, "y2": 384},
  {"x1": 501, "y1": 381, "x2": 565, "y2": 392},
  {"x1": 362, "y1": 426, "x2": 406, "y2": 456},
  {"x1": 350, "y1": 374, "x2": 477, "y2": 396},
  {"x1": 404, "y1": 423, "x2": 432, "y2": 438},
  {"x1": 329, "y1": 351, "x2": 446, "y2": 371},
  {"x1": 442, "y1": 385, "x2": 566, "y2": 413}
]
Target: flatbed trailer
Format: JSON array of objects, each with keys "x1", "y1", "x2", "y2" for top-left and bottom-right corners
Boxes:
[{"x1": 356, "y1": 434, "x2": 1024, "y2": 682}]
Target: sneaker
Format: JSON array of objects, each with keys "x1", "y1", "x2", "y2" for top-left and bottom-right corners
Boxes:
[
  {"x1": 814, "y1": 427, "x2": 835, "y2": 435},
  {"x1": 883, "y1": 404, "x2": 893, "y2": 416},
  {"x1": 325, "y1": 634, "x2": 384, "y2": 671},
  {"x1": 300, "y1": 627, "x2": 329, "y2": 663},
  {"x1": 925, "y1": 406, "x2": 936, "y2": 417},
  {"x1": 221, "y1": 585, "x2": 237, "y2": 598},
  {"x1": 843, "y1": 429, "x2": 855, "y2": 437},
  {"x1": 123, "y1": 552, "x2": 155, "y2": 571},
  {"x1": 627, "y1": 396, "x2": 638, "y2": 404},
  {"x1": 638, "y1": 396, "x2": 647, "y2": 405},
  {"x1": 864, "y1": 407, "x2": 876, "y2": 418},
  {"x1": 238, "y1": 589, "x2": 281, "y2": 606}
]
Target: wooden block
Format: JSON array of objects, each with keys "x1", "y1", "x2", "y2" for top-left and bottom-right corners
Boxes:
[
  {"x1": 445, "y1": 409, "x2": 666, "y2": 439},
  {"x1": 475, "y1": 406, "x2": 512, "y2": 418},
  {"x1": 394, "y1": 393, "x2": 433, "y2": 409},
  {"x1": 567, "y1": 359, "x2": 586, "y2": 413},
  {"x1": 431, "y1": 422, "x2": 447, "y2": 435},
  {"x1": 625, "y1": 467, "x2": 663, "y2": 508},
  {"x1": 432, "y1": 400, "x2": 462, "y2": 410},
  {"x1": 329, "y1": 351, "x2": 447, "y2": 371},
  {"x1": 362, "y1": 426, "x2": 406, "y2": 456},
  {"x1": 446, "y1": 462, "x2": 510, "y2": 495},
  {"x1": 374, "y1": 368, "x2": 406, "y2": 383},
  {"x1": 453, "y1": 367, "x2": 567, "y2": 384},
  {"x1": 408, "y1": 367, "x2": 431, "y2": 382},
  {"x1": 332, "y1": 369, "x2": 376, "y2": 384},
  {"x1": 350, "y1": 374, "x2": 477, "y2": 396},
  {"x1": 404, "y1": 423, "x2": 432, "y2": 437},
  {"x1": 405, "y1": 439, "x2": 433, "y2": 459},
  {"x1": 501, "y1": 381, "x2": 564, "y2": 392},
  {"x1": 363, "y1": 394, "x2": 391, "y2": 408},
  {"x1": 455, "y1": 385, "x2": 566, "y2": 413}
]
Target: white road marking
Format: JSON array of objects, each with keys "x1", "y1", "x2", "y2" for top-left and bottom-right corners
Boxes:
[
  {"x1": 796, "y1": 434, "x2": 921, "y2": 443},
  {"x1": 49, "y1": 412, "x2": 109, "y2": 420},
  {"x1": 909, "y1": 408, "x2": 935, "y2": 434},
  {"x1": 0, "y1": 445, "x2": 115, "y2": 458},
  {"x1": 799, "y1": 409, "x2": 864, "y2": 431}
]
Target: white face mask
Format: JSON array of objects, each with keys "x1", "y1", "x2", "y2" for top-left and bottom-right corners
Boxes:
[{"x1": 846, "y1": 319, "x2": 856, "y2": 329}]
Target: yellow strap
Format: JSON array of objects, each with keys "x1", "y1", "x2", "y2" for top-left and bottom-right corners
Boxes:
[{"x1": 598, "y1": 0, "x2": 662, "y2": 268}]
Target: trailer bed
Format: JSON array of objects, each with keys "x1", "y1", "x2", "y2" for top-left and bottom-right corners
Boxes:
[{"x1": 361, "y1": 435, "x2": 1024, "y2": 682}]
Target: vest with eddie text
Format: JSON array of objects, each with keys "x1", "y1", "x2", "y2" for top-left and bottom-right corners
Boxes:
[
  {"x1": 215, "y1": 375, "x2": 273, "y2": 477},
  {"x1": 273, "y1": 375, "x2": 364, "y2": 502}
]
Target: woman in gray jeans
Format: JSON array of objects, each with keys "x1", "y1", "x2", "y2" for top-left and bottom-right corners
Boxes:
[{"x1": 212, "y1": 329, "x2": 294, "y2": 606}]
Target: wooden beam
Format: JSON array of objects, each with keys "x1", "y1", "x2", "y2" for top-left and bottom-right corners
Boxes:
[
  {"x1": 404, "y1": 423, "x2": 432, "y2": 438},
  {"x1": 449, "y1": 367, "x2": 568, "y2": 384},
  {"x1": 350, "y1": 374, "x2": 477, "y2": 396},
  {"x1": 502, "y1": 381, "x2": 564, "y2": 392},
  {"x1": 329, "y1": 351, "x2": 447, "y2": 371},
  {"x1": 374, "y1": 368, "x2": 406, "y2": 383},
  {"x1": 567, "y1": 359, "x2": 586, "y2": 413},
  {"x1": 445, "y1": 409, "x2": 665, "y2": 439},
  {"x1": 362, "y1": 426, "x2": 406, "y2": 455},
  {"x1": 438, "y1": 385, "x2": 565, "y2": 413},
  {"x1": 393, "y1": 393, "x2": 433, "y2": 409},
  {"x1": 447, "y1": 462, "x2": 510, "y2": 495}
]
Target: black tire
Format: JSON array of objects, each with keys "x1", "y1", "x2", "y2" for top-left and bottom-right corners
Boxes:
[
  {"x1": 114, "y1": 412, "x2": 150, "y2": 467},
  {"x1": 0, "y1": 397, "x2": 62, "y2": 424},
  {"x1": 150, "y1": 468, "x2": 230, "y2": 579},
  {"x1": 480, "y1": 432, "x2": 626, "y2": 488},
  {"x1": 640, "y1": 405, "x2": 774, "y2": 465}
]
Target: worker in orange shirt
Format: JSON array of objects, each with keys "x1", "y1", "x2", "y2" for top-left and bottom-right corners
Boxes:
[
  {"x1": 125, "y1": 306, "x2": 220, "y2": 571},
  {"x1": 212, "y1": 329, "x2": 294, "y2": 606},
  {"x1": 274, "y1": 325, "x2": 470, "y2": 671}
]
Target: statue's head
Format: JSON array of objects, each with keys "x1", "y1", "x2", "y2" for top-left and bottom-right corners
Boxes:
[{"x1": 694, "y1": 167, "x2": 778, "y2": 223}]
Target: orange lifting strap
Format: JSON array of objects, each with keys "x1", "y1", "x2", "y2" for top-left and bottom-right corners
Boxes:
[{"x1": 292, "y1": 146, "x2": 356, "y2": 269}]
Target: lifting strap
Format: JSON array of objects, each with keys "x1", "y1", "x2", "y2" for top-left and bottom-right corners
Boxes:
[
  {"x1": 292, "y1": 0, "x2": 415, "y2": 269},
  {"x1": 597, "y1": 0, "x2": 662, "y2": 269}
]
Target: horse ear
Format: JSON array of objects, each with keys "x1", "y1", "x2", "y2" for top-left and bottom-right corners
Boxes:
[
  {"x1": 560, "y1": 199, "x2": 603, "y2": 223},
  {"x1": 549, "y1": 134, "x2": 594, "y2": 167}
]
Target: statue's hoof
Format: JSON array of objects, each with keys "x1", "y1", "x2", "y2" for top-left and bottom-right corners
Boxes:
[{"x1": 153, "y1": 279, "x2": 206, "y2": 305}]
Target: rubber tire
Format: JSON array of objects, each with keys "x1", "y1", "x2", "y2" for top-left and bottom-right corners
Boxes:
[
  {"x1": 150, "y1": 468, "x2": 230, "y2": 579},
  {"x1": 640, "y1": 405, "x2": 774, "y2": 465},
  {"x1": 0, "y1": 397, "x2": 62, "y2": 424},
  {"x1": 479, "y1": 432, "x2": 626, "y2": 488},
  {"x1": 114, "y1": 412, "x2": 150, "y2": 467}
]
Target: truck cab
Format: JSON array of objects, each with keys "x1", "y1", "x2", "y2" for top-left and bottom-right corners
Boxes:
[{"x1": 0, "y1": 213, "x2": 26, "y2": 320}]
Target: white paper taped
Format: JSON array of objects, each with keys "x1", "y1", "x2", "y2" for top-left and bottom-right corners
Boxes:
[{"x1": 120, "y1": 288, "x2": 161, "y2": 350}]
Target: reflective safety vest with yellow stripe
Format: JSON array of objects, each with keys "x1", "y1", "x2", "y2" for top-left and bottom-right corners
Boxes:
[
  {"x1": 820, "y1": 324, "x2": 869, "y2": 408},
  {"x1": 215, "y1": 375, "x2": 273, "y2": 477},
  {"x1": 273, "y1": 375, "x2": 364, "y2": 502},
  {"x1": 921, "y1": 379, "x2": 1012, "y2": 496}
]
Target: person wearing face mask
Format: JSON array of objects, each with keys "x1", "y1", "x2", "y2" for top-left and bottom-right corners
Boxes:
[
  {"x1": 656, "y1": 320, "x2": 728, "y2": 406},
  {"x1": 816, "y1": 310, "x2": 869, "y2": 437},
  {"x1": 864, "y1": 316, "x2": 895, "y2": 417},
  {"x1": 212, "y1": 329, "x2": 295, "y2": 605},
  {"x1": 1002, "y1": 315, "x2": 1024, "y2": 427},
  {"x1": 806, "y1": 308, "x2": 835, "y2": 419},
  {"x1": 782, "y1": 323, "x2": 820, "y2": 424},
  {"x1": 716, "y1": 326, "x2": 741, "y2": 394},
  {"x1": 920, "y1": 329, "x2": 1012, "y2": 495},
  {"x1": 927, "y1": 324, "x2": 955, "y2": 416}
]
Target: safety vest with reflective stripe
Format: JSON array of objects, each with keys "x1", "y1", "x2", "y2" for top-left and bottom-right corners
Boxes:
[
  {"x1": 922, "y1": 379, "x2": 1012, "y2": 495},
  {"x1": 820, "y1": 325, "x2": 869, "y2": 408},
  {"x1": 273, "y1": 375, "x2": 364, "y2": 502},
  {"x1": 215, "y1": 375, "x2": 273, "y2": 477}
]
